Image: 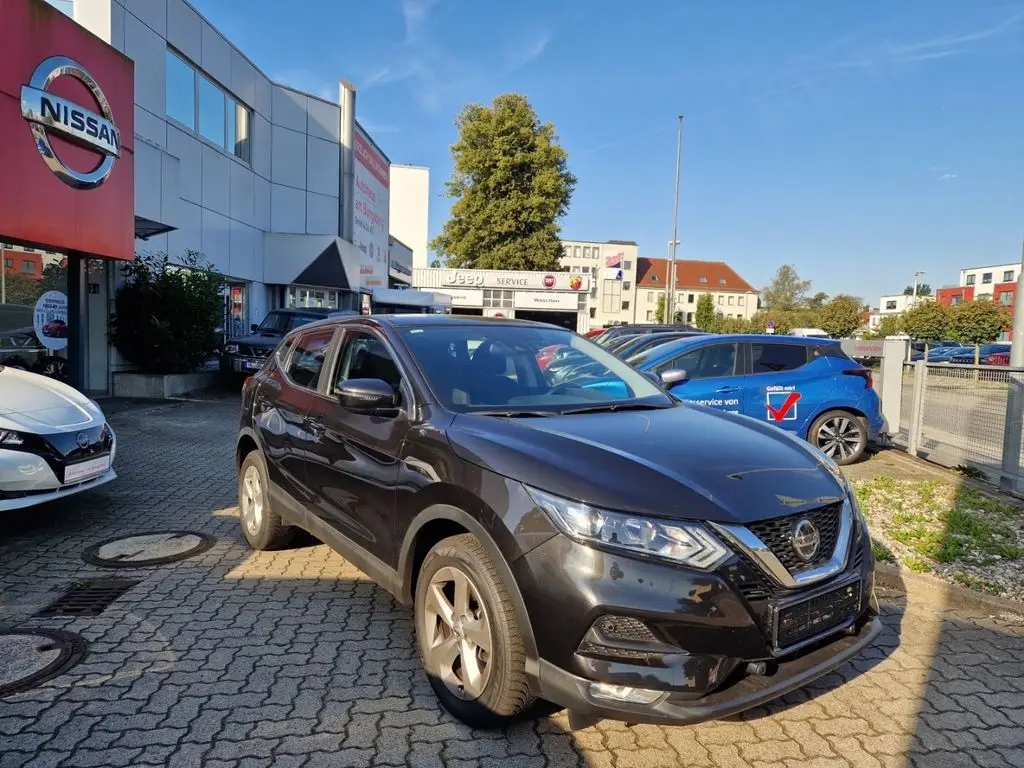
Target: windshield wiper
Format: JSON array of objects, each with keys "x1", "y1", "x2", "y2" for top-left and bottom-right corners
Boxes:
[
  {"x1": 558, "y1": 402, "x2": 674, "y2": 415},
  {"x1": 473, "y1": 409, "x2": 556, "y2": 418}
]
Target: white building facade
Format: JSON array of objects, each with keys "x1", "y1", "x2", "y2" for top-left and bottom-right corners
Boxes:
[
  {"x1": 559, "y1": 240, "x2": 638, "y2": 329},
  {"x1": 390, "y1": 165, "x2": 431, "y2": 271},
  {"x1": 72, "y1": 0, "x2": 391, "y2": 341},
  {"x1": 958, "y1": 263, "x2": 1019, "y2": 294}
]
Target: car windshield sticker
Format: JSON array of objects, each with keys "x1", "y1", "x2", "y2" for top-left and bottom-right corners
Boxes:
[{"x1": 766, "y1": 386, "x2": 801, "y2": 422}]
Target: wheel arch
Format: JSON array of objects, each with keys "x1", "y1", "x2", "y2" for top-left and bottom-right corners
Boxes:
[
  {"x1": 236, "y1": 427, "x2": 259, "y2": 471},
  {"x1": 398, "y1": 497, "x2": 540, "y2": 670}
]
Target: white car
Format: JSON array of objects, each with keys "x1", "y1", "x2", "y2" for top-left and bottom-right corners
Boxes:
[{"x1": 1, "y1": 366, "x2": 116, "y2": 511}]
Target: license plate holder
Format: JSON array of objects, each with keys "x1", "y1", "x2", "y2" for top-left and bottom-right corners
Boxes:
[
  {"x1": 773, "y1": 579, "x2": 861, "y2": 651},
  {"x1": 64, "y1": 455, "x2": 110, "y2": 484}
]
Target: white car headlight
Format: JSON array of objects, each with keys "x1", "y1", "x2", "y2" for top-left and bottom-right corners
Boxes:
[
  {"x1": 0, "y1": 430, "x2": 25, "y2": 446},
  {"x1": 526, "y1": 486, "x2": 731, "y2": 570},
  {"x1": 224, "y1": 344, "x2": 239, "y2": 354}
]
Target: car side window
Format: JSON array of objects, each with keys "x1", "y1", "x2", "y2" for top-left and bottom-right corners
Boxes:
[
  {"x1": 285, "y1": 329, "x2": 336, "y2": 389},
  {"x1": 662, "y1": 343, "x2": 737, "y2": 380},
  {"x1": 333, "y1": 330, "x2": 404, "y2": 403},
  {"x1": 751, "y1": 343, "x2": 808, "y2": 374}
]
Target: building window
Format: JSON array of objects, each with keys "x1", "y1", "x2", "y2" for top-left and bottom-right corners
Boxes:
[
  {"x1": 573, "y1": 246, "x2": 581, "y2": 258},
  {"x1": 623, "y1": 260, "x2": 632, "y2": 270},
  {"x1": 166, "y1": 49, "x2": 251, "y2": 163},
  {"x1": 728, "y1": 296, "x2": 734, "y2": 305},
  {"x1": 982, "y1": 272, "x2": 993, "y2": 284},
  {"x1": 951, "y1": 294, "x2": 963, "y2": 304},
  {"x1": 623, "y1": 281, "x2": 631, "y2": 290},
  {"x1": 621, "y1": 300, "x2": 630, "y2": 311},
  {"x1": 965, "y1": 274, "x2": 976, "y2": 285},
  {"x1": 21, "y1": 261, "x2": 34, "y2": 274},
  {"x1": 687, "y1": 293, "x2": 694, "y2": 303},
  {"x1": 717, "y1": 295, "x2": 724, "y2": 305},
  {"x1": 686, "y1": 312, "x2": 694, "y2": 323},
  {"x1": 582, "y1": 247, "x2": 590, "y2": 259},
  {"x1": 589, "y1": 307, "x2": 596, "y2": 318},
  {"x1": 737, "y1": 296, "x2": 745, "y2": 305},
  {"x1": 582, "y1": 266, "x2": 590, "y2": 273},
  {"x1": 646, "y1": 311, "x2": 654, "y2": 321},
  {"x1": 647, "y1": 291, "x2": 655, "y2": 303},
  {"x1": 650, "y1": 274, "x2": 659, "y2": 282},
  {"x1": 3, "y1": 258, "x2": 12, "y2": 269},
  {"x1": 885, "y1": 300, "x2": 897, "y2": 310},
  {"x1": 285, "y1": 285, "x2": 340, "y2": 309},
  {"x1": 482, "y1": 289, "x2": 513, "y2": 308},
  {"x1": 1004, "y1": 270, "x2": 1015, "y2": 283},
  {"x1": 699, "y1": 276, "x2": 708, "y2": 283},
  {"x1": 719, "y1": 278, "x2": 727, "y2": 285},
  {"x1": 1000, "y1": 291, "x2": 1014, "y2": 305}
]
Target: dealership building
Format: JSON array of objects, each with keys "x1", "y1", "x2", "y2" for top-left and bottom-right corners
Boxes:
[{"x1": 0, "y1": 0, "x2": 410, "y2": 394}]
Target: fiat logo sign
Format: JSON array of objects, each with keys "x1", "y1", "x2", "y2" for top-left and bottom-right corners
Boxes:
[
  {"x1": 543, "y1": 274, "x2": 555, "y2": 288},
  {"x1": 20, "y1": 56, "x2": 121, "y2": 190}
]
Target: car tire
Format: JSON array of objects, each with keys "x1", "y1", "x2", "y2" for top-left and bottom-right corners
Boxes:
[
  {"x1": 808, "y1": 410, "x2": 868, "y2": 465},
  {"x1": 414, "y1": 533, "x2": 534, "y2": 728},
  {"x1": 237, "y1": 451, "x2": 295, "y2": 550}
]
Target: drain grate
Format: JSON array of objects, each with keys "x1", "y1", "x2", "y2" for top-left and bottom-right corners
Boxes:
[{"x1": 34, "y1": 579, "x2": 141, "y2": 617}]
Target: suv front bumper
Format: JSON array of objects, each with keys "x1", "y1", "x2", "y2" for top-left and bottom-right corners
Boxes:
[{"x1": 511, "y1": 518, "x2": 879, "y2": 726}]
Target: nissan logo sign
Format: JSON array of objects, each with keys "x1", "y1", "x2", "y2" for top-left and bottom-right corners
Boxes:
[{"x1": 20, "y1": 56, "x2": 121, "y2": 190}]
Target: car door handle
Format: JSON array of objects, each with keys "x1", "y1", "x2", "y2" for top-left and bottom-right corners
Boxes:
[{"x1": 716, "y1": 386, "x2": 740, "y2": 393}]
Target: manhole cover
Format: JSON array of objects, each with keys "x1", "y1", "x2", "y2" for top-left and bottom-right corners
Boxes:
[
  {"x1": 0, "y1": 629, "x2": 87, "y2": 698},
  {"x1": 82, "y1": 531, "x2": 214, "y2": 567},
  {"x1": 35, "y1": 579, "x2": 141, "y2": 617}
]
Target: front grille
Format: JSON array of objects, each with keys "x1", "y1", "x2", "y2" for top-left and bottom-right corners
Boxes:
[
  {"x1": 592, "y1": 616, "x2": 658, "y2": 643},
  {"x1": 748, "y1": 504, "x2": 842, "y2": 574},
  {"x1": 238, "y1": 345, "x2": 272, "y2": 358}
]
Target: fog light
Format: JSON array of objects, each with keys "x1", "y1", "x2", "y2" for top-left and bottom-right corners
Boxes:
[{"x1": 588, "y1": 682, "x2": 664, "y2": 705}]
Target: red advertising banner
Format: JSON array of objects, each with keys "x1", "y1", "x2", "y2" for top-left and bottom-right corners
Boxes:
[{"x1": 0, "y1": 0, "x2": 135, "y2": 260}]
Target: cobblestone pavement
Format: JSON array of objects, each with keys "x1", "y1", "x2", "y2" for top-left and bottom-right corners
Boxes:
[{"x1": 1, "y1": 400, "x2": 1023, "y2": 768}]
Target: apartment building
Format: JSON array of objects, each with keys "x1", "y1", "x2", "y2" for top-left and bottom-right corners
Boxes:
[
  {"x1": 634, "y1": 259, "x2": 758, "y2": 324},
  {"x1": 559, "y1": 239, "x2": 638, "y2": 329}
]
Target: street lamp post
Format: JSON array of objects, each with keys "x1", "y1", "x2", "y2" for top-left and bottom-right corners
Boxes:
[
  {"x1": 667, "y1": 115, "x2": 683, "y2": 325},
  {"x1": 912, "y1": 270, "x2": 925, "y2": 306}
]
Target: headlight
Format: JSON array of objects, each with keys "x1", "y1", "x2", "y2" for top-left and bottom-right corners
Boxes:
[
  {"x1": 0, "y1": 430, "x2": 25, "y2": 446},
  {"x1": 526, "y1": 486, "x2": 731, "y2": 569},
  {"x1": 224, "y1": 344, "x2": 239, "y2": 354}
]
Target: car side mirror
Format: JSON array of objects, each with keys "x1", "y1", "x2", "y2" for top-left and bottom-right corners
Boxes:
[
  {"x1": 337, "y1": 378, "x2": 398, "y2": 415},
  {"x1": 250, "y1": 323, "x2": 259, "y2": 332},
  {"x1": 661, "y1": 369, "x2": 688, "y2": 386}
]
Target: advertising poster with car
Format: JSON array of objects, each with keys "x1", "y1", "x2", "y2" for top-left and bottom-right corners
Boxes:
[
  {"x1": 353, "y1": 125, "x2": 390, "y2": 292},
  {"x1": 33, "y1": 290, "x2": 68, "y2": 351}
]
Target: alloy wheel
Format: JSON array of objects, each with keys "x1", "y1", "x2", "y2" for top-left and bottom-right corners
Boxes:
[
  {"x1": 815, "y1": 416, "x2": 862, "y2": 461},
  {"x1": 422, "y1": 565, "x2": 493, "y2": 700},
  {"x1": 241, "y1": 465, "x2": 263, "y2": 535}
]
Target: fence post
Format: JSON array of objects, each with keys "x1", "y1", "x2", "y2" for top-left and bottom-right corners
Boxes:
[
  {"x1": 1000, "y1": 370, "x2": 1024, "y2": 491},
  {"x1": 908, "y1": 361, "x2": 926, "y2": 456}
]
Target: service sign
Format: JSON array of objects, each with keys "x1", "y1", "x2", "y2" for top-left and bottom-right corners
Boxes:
[
  {"x1": 440, "y1": 270, "x2": 589, "y2": 292},
  {"x1": 443, "y1": 289, "x2": 484, "y2": 307},
  {"x1": 353, "y1": 125, "x2": 389, "y2": 291},
  {"x1": 0, "y1": 0, "x2": 135, "y2": 260}
]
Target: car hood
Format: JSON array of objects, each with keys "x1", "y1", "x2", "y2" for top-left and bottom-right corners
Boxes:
[
  {"x1": 228, "y1": 332, "x2": 282, "y2": 348},
  {"x1": 0, "y1": 367, "x2": 104, "y2": 432},
  {"x1": 446, "y1": 404, "x2": 846, "y2": 524}
]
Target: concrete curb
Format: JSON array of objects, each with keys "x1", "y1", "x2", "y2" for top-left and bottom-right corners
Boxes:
[{"x1": 874, "y1": 562, "x2": 1024, "y2": 617}]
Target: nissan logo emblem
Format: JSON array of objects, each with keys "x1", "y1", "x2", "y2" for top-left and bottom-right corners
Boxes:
[
  {"x1": 790, "y1": 519, "x2": 821, "y2": 562},
  {"x1": 20, "y1": 56, "x2": 121, "y2": 190}
]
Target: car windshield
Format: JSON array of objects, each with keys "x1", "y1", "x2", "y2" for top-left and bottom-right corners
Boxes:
[
  {"x1": 257, "y1": 312, "x2": 319, "y2": 334},
  {"x1": 399, "y1": 324, "x2": 672, "y2": 414}
]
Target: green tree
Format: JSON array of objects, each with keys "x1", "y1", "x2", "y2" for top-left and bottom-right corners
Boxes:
[
  {"x1": 653, "y1": 293, "x2": 683, "y2": 323},
  {"x1": 750, "y1": 309, "x2": 795, "y2": 335},
  {"x1": 947, "y1": 299, "x2": 1012, "y2": 363},
  {"x1": 430, "y1": 94, "x2": 576, "y2": 270},
  {"x1": 0, "y1": 273, "x2": 39, "y2": 306},
  {"x1": 761, "y1": 265, "x2": 811, "y2": 311},
  {"x1": 903, "y1": 283, "x2": 932, "y2": 296},
  {"x1": 694, "y1": 293, "x2": 716, "y2": 330},
  {"x1": 863, "y1": 313, "x2": 904, "y2": 339},
  {"x1": 806, "y1": 291, "x2": 830, "y2": 309},
  {"x1": 111, "y1": 250, "x2": 224, "y2": 374},
  {"x1": 901, "y1": 301, "x2": 949, "y2": 356},
  {"x1": 710, "y1": 316, "x2": 750, "y2": 334},
  {"x1": 816, "y1": 294, "x2": 864, "y2": 339}
]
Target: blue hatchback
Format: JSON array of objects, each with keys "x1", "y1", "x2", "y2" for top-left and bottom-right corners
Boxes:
[{"x1": 628, "y1": 334, "x2": 886, "y2": 464}]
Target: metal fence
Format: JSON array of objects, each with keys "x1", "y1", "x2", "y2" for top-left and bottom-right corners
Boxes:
[{"x1": 894, "y1": 362, "x2": 1024, "y2": 489}]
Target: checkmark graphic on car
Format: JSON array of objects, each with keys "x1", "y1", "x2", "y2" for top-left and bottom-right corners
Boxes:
[{"x1": 766, "y1": 391, "x2": 801, "y2": 422}]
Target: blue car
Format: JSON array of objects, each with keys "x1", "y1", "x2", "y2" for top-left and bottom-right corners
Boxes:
[{"x1": 629, "y1": 334, "x2": 886, "y2": 465}]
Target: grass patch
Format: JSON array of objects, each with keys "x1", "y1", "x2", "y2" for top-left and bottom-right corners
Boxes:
[{"x1": 851, "y1": 476, "x2": 1024, "y2": 600}]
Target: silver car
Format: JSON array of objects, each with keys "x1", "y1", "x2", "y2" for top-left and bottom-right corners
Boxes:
[{"x1": 0, "y1": 366, "x2": 116, "y2": 511}]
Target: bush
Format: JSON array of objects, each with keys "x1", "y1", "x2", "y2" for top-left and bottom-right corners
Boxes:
[{"x1": 111, "y1": 250, "x2": 223, "y2": 375}]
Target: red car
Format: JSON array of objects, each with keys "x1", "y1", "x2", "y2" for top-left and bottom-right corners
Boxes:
[
  {"x1": 582, "y1": 328, "x2": 606, "y2": 339},
  {"x1": 536, "y1": 344, "x2": 565, "y2": 369},
  {"x1": 988, "y1": 352, "x2": 1010, "y2": 366}
]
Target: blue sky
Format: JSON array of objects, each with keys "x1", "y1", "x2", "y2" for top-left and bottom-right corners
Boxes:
[{"x1": 193, "y1": 0, "x2": 1023, "y2": 305}]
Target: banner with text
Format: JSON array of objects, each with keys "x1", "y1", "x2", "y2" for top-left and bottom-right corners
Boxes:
[{"x1": 354, "y1": 126, "x2": 390, "y2": 291}]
